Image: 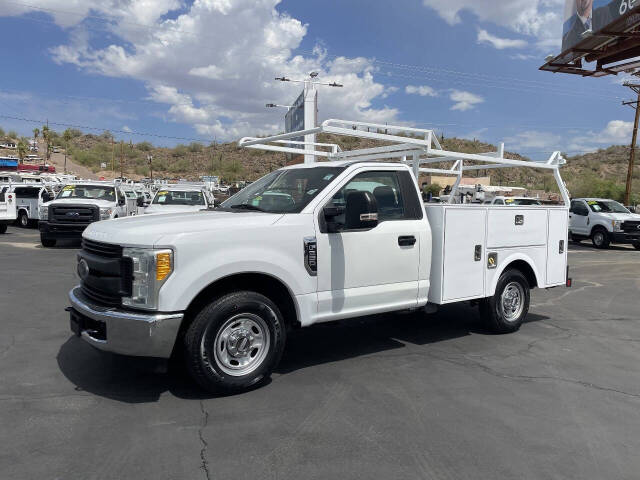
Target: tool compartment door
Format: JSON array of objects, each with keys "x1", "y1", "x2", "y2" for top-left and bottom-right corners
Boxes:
[
  {"x1": 487, "y1": 208, "x2": 547, "y2": 248},
  {"x1": 442, "y1": 208, "x2": 486, "y2": 302},
  {"x1": 546, "y1": 208, "x2": 569, "y2": 286}
]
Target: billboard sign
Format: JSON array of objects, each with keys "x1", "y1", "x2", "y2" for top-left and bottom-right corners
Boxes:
[
  {"x1": 284, "y1": 90, "x2": 305, "y2": 150},
  {"x1": 562, "y1": 0, "x2": 632, "y2": 52}
]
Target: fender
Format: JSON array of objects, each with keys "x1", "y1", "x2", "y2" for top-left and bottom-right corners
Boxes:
[
  {"x1": 589, "y1": 220, "x2": 612, "y2": 236},
  {"x1": 487, "y1": 251, "x2": 544, "y2": 296}
]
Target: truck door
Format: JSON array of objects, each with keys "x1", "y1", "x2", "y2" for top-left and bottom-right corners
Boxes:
[
  {"x1": 569, "y1": 200, "x2": 589, "y2": 235},
  {"x1": 314, "y1": 169, "x2": 422, "y2": 321}
]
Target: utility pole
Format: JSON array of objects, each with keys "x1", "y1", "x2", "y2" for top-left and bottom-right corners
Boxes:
[
  {"x1": 119, "y1": 141, "x2": 124, "y2": 179},
  {"x1": 622, "y1": 80, "x2": 640, "y2": 206},
  {"x1": 147, "y1": 154, "x2": 153, "y2": 181}
]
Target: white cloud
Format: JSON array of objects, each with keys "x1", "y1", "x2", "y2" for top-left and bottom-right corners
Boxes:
[
  {"x1": 5, "y1": 0, "x2": 400, "y2": 140},
  {"x1": 449, "y1": 90, "x2": 484, "y2": 111},
  {"x1": 405, "y1": 85, "x2": 438, "y2": 97},
  {"x1": 477, "y1": 29, "x2": 527, "y2": 50},
  {"x1": 422, "y1": 0, "x2": 564, "y2": 50},
  {"x1": 122, "y1": 125, "x2": 132, "y2": 132},
  {"x1": 510, "y1": 53, "x2": 538, "y2": 61}
]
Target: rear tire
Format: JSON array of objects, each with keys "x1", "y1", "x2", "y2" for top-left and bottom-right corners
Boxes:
[
  {"x1": 18, "y1": 211, "x2": 29, "y2": 228},
  {"x1": 40, "y1": 235, "x2": 56, "y2": 247},
  {"x1": 591, "y1": 227, "x2": 610, "y2": 249},
  {"x1": 0, "y1": 223, "x2": 7, "y2": 234},
  {"x1": 480, "y1": 269, "x2": 530, "y2": 334},
  {"x1": 184, "y1": 291, "x2": 286, "y2": 394},
  {"x1": 633, "y1": 241, "x2": 640, "y2": 251}
]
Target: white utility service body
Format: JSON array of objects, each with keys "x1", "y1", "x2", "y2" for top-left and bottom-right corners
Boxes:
[
  {"x1": 67, "y1": 119, "x2": 571, "y2": 393},
  {"x1": 0, "y1": 185, "x2": 17, "y2": 233}
]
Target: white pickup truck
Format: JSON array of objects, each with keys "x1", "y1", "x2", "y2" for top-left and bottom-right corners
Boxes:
[
  {"x1": 0, "y1": 185, "x2": 17, "y2": 233},
  {"x1": 143, "y1": 186, "x2": 215, "y2": 215},
  {"x1": 39, "y1": 182, "x2": 132, "y2": 247},
  {"x1": 569, "y1": 198, "x2": 640, "y2": 249},
  {"x1": 66, "y1": 120, "x2": 571, "y2": 393}
]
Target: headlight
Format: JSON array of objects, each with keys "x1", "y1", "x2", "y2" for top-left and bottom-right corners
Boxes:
[
  {"x1": 100, "y1": 207, "x2": 114, "y2": 220},
  {"x1": 612, "y1": 220, "x2": 623, "y2": 232},
  {"x1": 121, "y1": 248, "x2": 173, "y2": 310},
  {"x1": 39, "y1": 205, "x2": 48, "y2": 221}
]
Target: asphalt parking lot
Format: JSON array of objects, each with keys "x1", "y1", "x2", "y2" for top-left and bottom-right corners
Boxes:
[{"x1": 1, "y1": 225, "x2": 639, "y2": 480}]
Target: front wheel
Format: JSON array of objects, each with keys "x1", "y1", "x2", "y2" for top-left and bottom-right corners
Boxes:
[
  {"x1": 633, "y1": 241, "x2": 640, "y2": 251},
  {"x1": 480, "y1": 269, "x2": 530, "y2": 334},
  {"x1": 184, "y1": 291, "x2": 286, "y2": 393},
  {"x1": 591, "y1": 228, "x2": 610, "y2": 249},
  {"x1": 40, "y1": 234, "x2": 56, "y2": 247}
]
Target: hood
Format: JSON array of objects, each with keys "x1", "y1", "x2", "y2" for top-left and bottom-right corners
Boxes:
[
  {"x1": 144, "y1": 204, "x2": 205, "y2": 215},
  {"x1": 83, "y1": 210, "x2": 284, "y2": 246},
  {"x1": 598, "y1": 212, "x2": 640, "y2": 221},
  {"x1": 46, "y1": 197, "x2": 115, "y2": 208}
]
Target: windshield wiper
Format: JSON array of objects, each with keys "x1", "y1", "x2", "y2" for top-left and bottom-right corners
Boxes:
[{"x1": 229, "y1": 204, "x2": 266, "y2": 212}]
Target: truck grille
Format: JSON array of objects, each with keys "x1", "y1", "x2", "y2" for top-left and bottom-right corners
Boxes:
[
  {"x1": 50, "y1": 204, "x2": 99, "y2": 223},
  {"x1": 622, "y1": 221, "x2": 640, "y2": 233},
  {"x1": 78, "y1": 239, "x2": 132, "y2": 307}
]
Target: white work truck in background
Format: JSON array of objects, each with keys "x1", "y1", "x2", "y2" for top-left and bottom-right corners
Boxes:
[
  {"x1": 39, "y1": 182, "x2": 133, "y2": 247},
  {"x1": 569, "y1": 198, "x2": 640, "y2": 249},
  {"x1": 66, "y1": 120, "x2": 571, "y2": 394},
  {"x1": 0, "y1": 185, "x2": 17, "y2": 233}
]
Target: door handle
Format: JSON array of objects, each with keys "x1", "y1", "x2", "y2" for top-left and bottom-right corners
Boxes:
[{"x1": 398, "y1": 235, "x2": 416, "y2": 247}]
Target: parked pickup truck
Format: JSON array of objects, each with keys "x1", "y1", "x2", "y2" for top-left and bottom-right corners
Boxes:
[
  {"x1": 0, "y1": 185, "x2": 17, "y2": 233},
  {"x1": 144, "y1": 186, "x2": 215, "y2": 215},
  {"x1": 569, "y1": 198, "x2": 640, "y2": 249},
  {"x1": 12, "y1": 184, "x2": 55, "y2": 228},
  {"x1": 39, "y1": 182, "x2": 131, "y2": 247},
  {"x1": 67, "y1": 159, "x2": 570, "y2": 393}
]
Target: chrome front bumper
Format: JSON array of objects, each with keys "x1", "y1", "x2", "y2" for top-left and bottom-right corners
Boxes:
[{"x1": 68, "y1": 287, "x2": 184, "y2": 358}]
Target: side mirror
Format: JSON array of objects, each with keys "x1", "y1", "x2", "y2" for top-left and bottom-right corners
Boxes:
[{"x1": 344, "y1": 190, "x2": 378, "y2": 230}]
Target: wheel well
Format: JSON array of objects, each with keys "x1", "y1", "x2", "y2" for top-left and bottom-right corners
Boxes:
[
  {"x1": 590, "y1": 224, "x2": 608, "y2": 236},
  {"x1": 180, "y1": 273, "x2": 300, "y2": 336},
  {"x1": 505, "y1": 260, "x2": 538, "y2": 289}
]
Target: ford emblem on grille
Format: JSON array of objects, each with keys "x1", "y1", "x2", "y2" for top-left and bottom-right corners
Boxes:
[
  {"x1": 66, "y1": 211, "x2": 80, "y2": 217},
  {"x1": 77, "y1": 259, "x2": 90, "y2": 280}
]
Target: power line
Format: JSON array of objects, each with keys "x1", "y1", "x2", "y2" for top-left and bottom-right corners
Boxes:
[{"x1": 0, "y1": 114, "x2": 210, "y2": 142}]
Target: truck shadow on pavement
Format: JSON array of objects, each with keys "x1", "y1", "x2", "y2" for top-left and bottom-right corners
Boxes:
[{"x1": 56, "y1": 303, "x2": 548, "y2": 403}]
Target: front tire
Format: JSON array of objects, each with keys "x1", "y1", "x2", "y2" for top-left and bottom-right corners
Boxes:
[
  {"x1": 480, "y1": 269, "x2": 530, "y2": 334},
  {"x1": 184, "y1": 291, "x2": 286, "y2": 393},
  {"x1": 591, "y1": 228, "x2": 610, "y2": 249},
  {"x1": 40, "y1": 234, "x2": 56, "y2": 247},
  {"x1": 633, "y1": 241, "x2": 640, "y2": 251}
]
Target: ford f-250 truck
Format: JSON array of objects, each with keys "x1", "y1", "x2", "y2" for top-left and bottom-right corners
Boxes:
[
  {"x1": 66, "y1": 120, "x2": 571, "y2": 393},
  {"x1": 569, "y1": 198, "x2": 640, "y2": 250}
]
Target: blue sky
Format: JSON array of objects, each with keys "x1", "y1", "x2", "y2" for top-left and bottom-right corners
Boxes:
[{"x1": 0, "y1": 0, "x2": 633, "y2": 158}]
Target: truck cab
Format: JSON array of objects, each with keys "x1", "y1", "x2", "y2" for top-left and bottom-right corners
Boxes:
[
  {"x1": 39, "y1": 182, "x2": 130, "y2": 247},
  {"x1": 569, "y1": 198, "x2": 640, "y2": 249}
]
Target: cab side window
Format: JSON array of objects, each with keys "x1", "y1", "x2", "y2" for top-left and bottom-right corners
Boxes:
[
  {"x1": 330, "y1": 171, "x2": 405, "y2": 222},
  {"x1": 571, "y1": 201, "x2": 588, "y2": 216}
]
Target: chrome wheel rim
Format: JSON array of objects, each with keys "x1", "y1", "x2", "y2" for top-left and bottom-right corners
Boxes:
[
  {"x1": 20, "y1": 215, "x2": 27, "y2": 226},
  {"x1": 501, "y1": 282, "x2": 525, "y2": 322},
  {"x1": 210, "y1": 313, "x2": 270, "y2": 376},
  {"x1": 594, "y1": 232, "x2": 604, "y2": 246}
]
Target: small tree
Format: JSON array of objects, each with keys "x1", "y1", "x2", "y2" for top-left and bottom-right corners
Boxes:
[
  {"x1": 423, "y1": 183, "x2": 442, "y2": 197},
  {"x1": 63, "y1": 128, "x2": 73, "y2": 174},
  {"x1": 17, "y1": 140, "x2": 27, "y2": 163}
]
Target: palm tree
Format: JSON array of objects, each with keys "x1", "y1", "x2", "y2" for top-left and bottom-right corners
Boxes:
[
  {"x1": 42, "y1": 125, "x2": 50, "y2": 164},
  {"x1": 32, "y1": 127, "x2": 39, "y2": 149},
  {"x1": 17, "y1": 140, "x2": 27, "y2": 164}
]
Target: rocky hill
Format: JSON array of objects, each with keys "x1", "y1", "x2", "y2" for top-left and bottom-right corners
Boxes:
[{"x1": 2, "y1": 126, "x2": 638, "y2": 203}]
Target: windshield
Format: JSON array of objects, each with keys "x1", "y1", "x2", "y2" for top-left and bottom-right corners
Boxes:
[
  {"x1": 505, "y1": 198, "x2": 542, "y2": 206},
  {"x1": 588, "y1": 200, "x2": 629, "y2": 213},
  {"x1": 56, "y1": 185, "x2": 115, "y2": 201},
  {"x1": 221, "y1": 167, "x2": 345, "y2": 213},
  {"x1": 153, "y1": 190, "x2": 205, "y2": 206}
]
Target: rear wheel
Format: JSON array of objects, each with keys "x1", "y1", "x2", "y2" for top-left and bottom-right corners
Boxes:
[
  {"x1": 0, "y1": 223, "x2": 7, "y2": 234},
  {"x1": 591, "y1": 227, "x2": 610, "y2": 249},
  {"x1": 633, "y1": 241, "x2": 640, "y2": 251},
  {"x1": 40, "y1": 234, "x2": 56, "y2": 247},
  {"x1": 18, "y1": 211, "x2": 29, "y2": 228},
  {"x1": 480, "y1": 269, "x2": 530, "y2": 334},
  {"x1": 184, "y1": 291, "x2": 286, "y2": 393}
]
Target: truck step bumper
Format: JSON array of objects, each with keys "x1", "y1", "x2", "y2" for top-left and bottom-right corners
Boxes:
[{"x1": 67, "y1": 286, "x2": 183, "y2": 358}]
